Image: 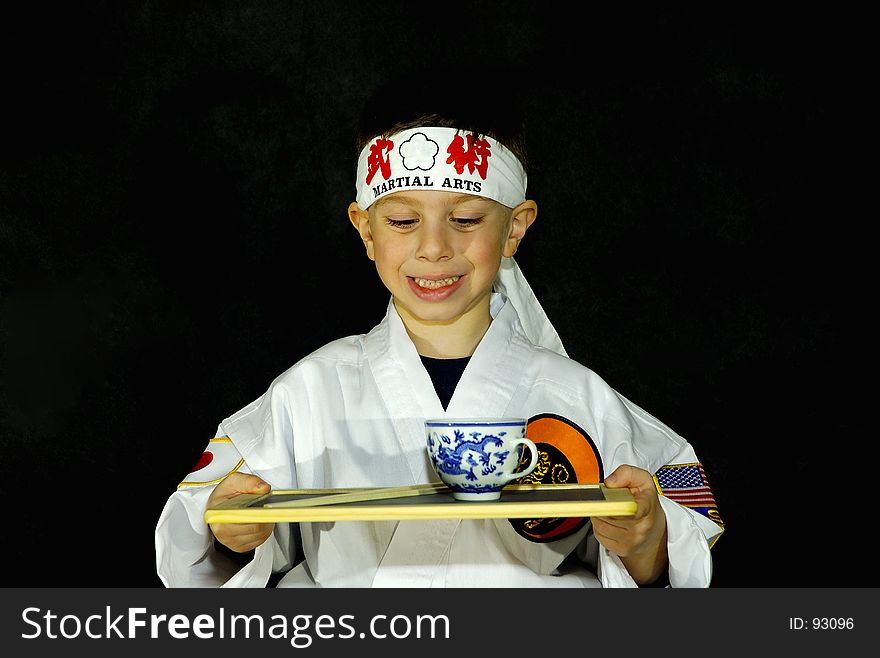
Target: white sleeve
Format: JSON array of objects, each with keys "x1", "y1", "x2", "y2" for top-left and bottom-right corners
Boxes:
[
  {"x1": 154, "y1": 435, "x2": 294, "y2": 588},
  {"x1": 596, "y1": 443, "x2": 724, "y2": 588}
]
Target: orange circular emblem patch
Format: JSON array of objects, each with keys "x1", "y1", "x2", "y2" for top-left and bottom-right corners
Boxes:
[{"x1": 510, "y1": 413, "x2": 604, "y2": 542}]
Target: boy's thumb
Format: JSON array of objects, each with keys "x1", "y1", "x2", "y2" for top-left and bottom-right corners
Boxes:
[
  {"x1": 604, "y1": 465, "x2": 633, "y2": 487},
  {"x1": 239, "y1": 474, "x2": 272, "y2": 493}
]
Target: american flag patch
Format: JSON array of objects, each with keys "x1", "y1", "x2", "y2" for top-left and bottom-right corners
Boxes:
[{"x1": 655, "y1": 463, "x2": 723, "y2": 524}]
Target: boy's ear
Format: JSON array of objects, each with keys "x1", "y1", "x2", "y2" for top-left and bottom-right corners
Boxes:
[
  {"x1": 348, "y1": 202, "x2": 375, "y2": 261},
  {"x1": 503, "y1": 200, "x2": 537, "y2": 258}
]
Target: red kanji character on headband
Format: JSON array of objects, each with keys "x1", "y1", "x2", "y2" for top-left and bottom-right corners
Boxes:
[
  {"x1": 365, "y1": 138, "x2": 394, "y2": 183},
  {"x1": 446, "y1": 133, "x2": 491, "y2": 179}
]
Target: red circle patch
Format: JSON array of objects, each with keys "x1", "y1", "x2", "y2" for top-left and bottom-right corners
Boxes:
[{"x1": 192, "y1": 451, "x2": 214, "y2": 473}]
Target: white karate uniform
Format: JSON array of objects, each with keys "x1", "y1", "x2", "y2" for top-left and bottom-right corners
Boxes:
[{"x1": 155, "y1": 258, "x2": 723, "y2": 588}]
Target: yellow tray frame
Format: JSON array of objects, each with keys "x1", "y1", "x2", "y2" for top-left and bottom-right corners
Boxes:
[{"x1": 205, "y1": 483, "x2": 636, "y2": 524}]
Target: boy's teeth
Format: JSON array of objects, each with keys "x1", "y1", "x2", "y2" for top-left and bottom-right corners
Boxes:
[{"x1": 414, "y1": 275, "x2": 460, "y2": 289}]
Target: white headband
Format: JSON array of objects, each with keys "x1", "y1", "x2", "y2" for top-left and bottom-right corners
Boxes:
[{"x1": 355, "y1": 126, "x2": 527, "y2": 210}]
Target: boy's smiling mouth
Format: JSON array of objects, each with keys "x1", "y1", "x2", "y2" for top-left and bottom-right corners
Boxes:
[
  {"x1": 406, "y1": 274, "x2": 466, "y2": 299},
  {"x1": 411, "y1": 275, "x2": 461, "y2": 289}
]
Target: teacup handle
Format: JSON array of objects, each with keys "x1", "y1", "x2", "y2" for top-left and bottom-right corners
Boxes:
[{"x1": 501, "y1": 437, "x2": 539, "y2": 484}]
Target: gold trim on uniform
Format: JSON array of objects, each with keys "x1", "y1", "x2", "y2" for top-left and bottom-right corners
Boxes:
[
  {"x1": 178, "y1": 435, "x2": 242, "y2": 488},
  {"x1": 178, "y1": 457, "x2": 244, "y2": 488},
  {"x1": 652, "y1": 473, "x2": 663, "y2": 496}
]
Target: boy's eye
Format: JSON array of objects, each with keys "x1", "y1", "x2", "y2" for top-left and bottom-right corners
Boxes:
[
  {"x1": 386, "y1": 218, "x2": 418, "y2": 228},
  {"x1": 452, "y1": 216, "x2": 483, "y2": 227}
]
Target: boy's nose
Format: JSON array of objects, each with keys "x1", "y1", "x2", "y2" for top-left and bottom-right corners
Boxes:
[{"x1": 415, "y1": 223, "x2": 454, "y2": 261}]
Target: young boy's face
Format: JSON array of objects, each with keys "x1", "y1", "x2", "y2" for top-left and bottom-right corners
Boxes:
[{"x1": 349, "y1": 190, "x2": 534, "y2": 330}]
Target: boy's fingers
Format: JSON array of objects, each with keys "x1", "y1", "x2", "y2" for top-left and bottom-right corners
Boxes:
[
  {"x1": 217, "y1": 529, "x2": 272, "y2": 553},
  {"x1": 210, "y1": 523, "x2": 274, "y2": 544},
  {"x1": 214, "y1": 523, "x2": 273, "y2": 537},
  {"x1": 592, "y1": 520, "x2": 627, "y2": 552},
  {"x1": 594, "y1": 516, "x2": 630, "y2": 530}
]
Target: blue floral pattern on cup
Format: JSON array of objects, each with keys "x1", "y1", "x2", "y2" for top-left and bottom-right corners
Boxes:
[{"x1": 426, "y1": 419, "x2": 538, "y2": 501}]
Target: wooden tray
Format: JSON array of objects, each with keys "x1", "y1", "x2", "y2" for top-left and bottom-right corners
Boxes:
[{"x1": 204, "y1": 483, "x2": 636, "y2": 524}]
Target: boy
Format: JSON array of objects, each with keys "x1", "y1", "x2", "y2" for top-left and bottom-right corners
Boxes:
[{"x1": 155, "y1": 79, "x2": 723, "y2": 588}]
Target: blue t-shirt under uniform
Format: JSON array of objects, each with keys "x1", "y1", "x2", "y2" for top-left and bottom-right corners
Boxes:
[{"x1": 419, "y1": 355, "x2": 470, "y2": 410}]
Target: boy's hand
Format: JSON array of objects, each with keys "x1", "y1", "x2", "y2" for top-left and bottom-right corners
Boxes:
[
  {"x1": 592, "y1": 464, "x2": 668, "y2": 585},
  {"x1": 207, "y1": 472, "x2": 275, "y2": 553}
]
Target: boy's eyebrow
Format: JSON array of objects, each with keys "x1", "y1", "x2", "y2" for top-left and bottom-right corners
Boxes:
[{"x1": 374, "y1": 193, "x2": 486, "y2": 209}]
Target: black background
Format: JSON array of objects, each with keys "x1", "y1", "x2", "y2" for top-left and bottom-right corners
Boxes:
[{"x1": 0, "y1": 2, "x2": 867, "y2": 587}]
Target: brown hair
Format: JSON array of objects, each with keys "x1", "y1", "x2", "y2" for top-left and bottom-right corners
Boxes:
[{"x1": 354, "y1": 68, "x2": 529, "y2": 173}]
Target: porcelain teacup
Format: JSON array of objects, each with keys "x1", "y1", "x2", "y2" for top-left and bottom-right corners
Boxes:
[{"x1": 426, "y1": 418, "x2": 538, "y2": 501}]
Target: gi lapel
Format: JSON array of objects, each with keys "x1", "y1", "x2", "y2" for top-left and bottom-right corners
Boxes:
[
  {"x1": 363, "y1": 297, "x2": 444, "y2": 485},
  {"x1": 445, "y1": 294, "x2": 532, "y2": 419}
]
